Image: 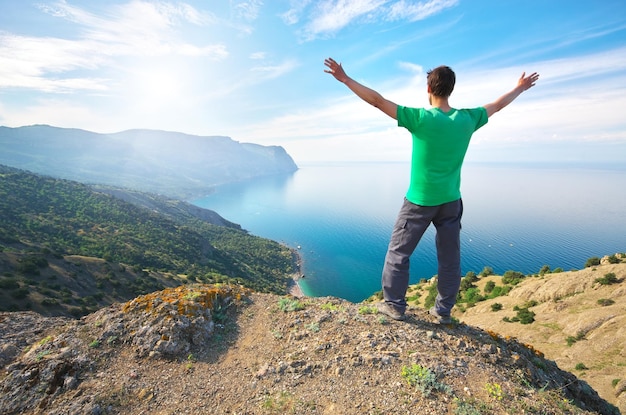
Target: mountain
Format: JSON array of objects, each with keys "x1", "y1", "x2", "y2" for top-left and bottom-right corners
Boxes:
[
  {"x1": 0, "y1": 285, "x2": 619, "y2": 415},
  {"x1": 0, "y1": 125, "x2": 298, "y2": 198},
  {"x1": 0, "y1": 165, "x2": 298, "y2": 317}
]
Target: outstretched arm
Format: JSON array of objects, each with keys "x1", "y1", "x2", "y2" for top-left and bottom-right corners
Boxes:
[
  {"x1": 484, "y1": 71, "x2": 539, "y2": 117},
  {"x1": 324, "y1": 58, "x2": 398, "y2": 120}
]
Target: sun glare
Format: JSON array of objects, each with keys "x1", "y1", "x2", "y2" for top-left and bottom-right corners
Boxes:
[{"x1": 129, "y1": 65, "x2": 184, "y2": 108}]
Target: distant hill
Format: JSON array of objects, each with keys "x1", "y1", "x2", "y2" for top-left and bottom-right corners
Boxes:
[
  {"x1": 0, "y1": 165, "x2": 298, "y2": 317},
  {"x1": 0, "y1": 125, "x2": 298, "y2": 198}
]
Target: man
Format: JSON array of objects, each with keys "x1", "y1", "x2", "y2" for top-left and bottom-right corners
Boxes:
[{"x1": 324, "y1": 57, "x2": 539, "y2": 324}]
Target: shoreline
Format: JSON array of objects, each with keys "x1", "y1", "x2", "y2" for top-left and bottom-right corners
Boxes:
[
  {"x1": 287, "y1": 247, "x2": 306, "y2": 298},
  {"x1": 287, "y1": 276, "x2": 305, "y2": 298}
]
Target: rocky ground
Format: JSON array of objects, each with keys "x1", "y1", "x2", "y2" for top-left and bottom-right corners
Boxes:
[{"x1": 0, "y1": 284, "x2": 620, "y2": 415}]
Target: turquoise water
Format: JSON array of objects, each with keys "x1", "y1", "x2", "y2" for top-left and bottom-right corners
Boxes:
[{"x1": 193, "y1": 162, "x2": 626, "y2": 302}]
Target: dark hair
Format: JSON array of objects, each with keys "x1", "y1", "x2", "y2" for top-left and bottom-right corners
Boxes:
[{"x1": 427, "y1": 66, "x2": 455, "y2": 97}]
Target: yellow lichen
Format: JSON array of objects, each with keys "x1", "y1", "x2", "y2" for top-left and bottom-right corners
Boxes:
[
  {"x1": 486, "y1": 330, "x2": 500, "y2": 341},
  {"x1": 122, "y1": 284, "x2": 251, "y2": 318}
]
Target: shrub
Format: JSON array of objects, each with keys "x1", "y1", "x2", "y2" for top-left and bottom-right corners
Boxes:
[
  {"x1": 595, "y1": 272, "x2": 618, "y2": 285},
  {"x1": 424, "y1": 279, "x2": 438, "y2": 309},
  {"x1": 539, "y1": 265, "x2": 551, "y2": 276},
  {"x1": 502, "y1": 270, "x2": 526, "y2": 285},
  {"x1": 584, "y1": 257, "x2": 601, "y2": 268},
  {"x1": 575, "y1": 363, "x2": 588, "y2": 371},
  {"x1": 504, "y1": 306, "x2": 535, "y2": 324},
  {"x1": 464, "y1": 271, "x2": 478, "y2": 283},
  {"x1": 41, "y1": 298, "x2": 59, "y2": 307},
  {"x1": 459, "y1": 277, "x2": 477, "y2": 292},
  {"x1": 490, "y1": 303, "x2": 503, "y2": 312},
  {"x1": 566, "y1": 331, "x2": 586, "y2": 347},
  {"x1": 607, "y1": 254, "x2": 620, "y2": 264},
  {"x1": 487, "y1": 285, "x2": 511, "y2": 298},
  {"x1": 479, "y1": 266, "x2": 494, "y2": 277},
  {"x1": 516, "y1": 308, "x2": 536, "y2": 324},
  {"x1": 10, "y1": 287, "x2": 29, "y2": 299},
  {"x1": 0, "y1": 278, "x2": 20, "y2": 290},
  {"x1": 461, "y1": 287, "x2": 484, "y2": 305},
  {"x1": 597, "y1": 298, "x2": 615, "y2": 306},
  {"x1": 484, "y1": 280, "x2": 496, "y2": 294},
  {"x1": 16, "y1": 255, "x2": 49, "y2": 275}
]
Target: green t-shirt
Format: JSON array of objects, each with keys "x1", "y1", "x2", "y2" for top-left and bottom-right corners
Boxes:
[{"x1": 397, "y1": 106, "x2": 488, "y2": 206}]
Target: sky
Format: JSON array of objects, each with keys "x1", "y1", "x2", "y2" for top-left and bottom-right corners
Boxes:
[{"x1": 1, "y1": 0, "x2": 625, "y2": 164}]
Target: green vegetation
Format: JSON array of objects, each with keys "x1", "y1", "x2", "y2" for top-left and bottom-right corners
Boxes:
[
  {"x1": 305, "y1": 322, "x2": 320, "y2": 332},
  {"x1": 575, "y1": 362, "x2": 588, "y2": 371},
  {"x1": 501, "y1": 270, "x2": 527, "y2": 286},
  {"x1": 484, "y1": 382, "x2": 505, "y2": 401},
  {"x1": 0, "y1": 166, "x2": 297, "y2": 316},
  {"x1": 566, "y1": 331, "x2": 586, "y2": 347},
  {"x1": 277, "y1": 298, "x2": 305, "y2": 312},
  {"x1": 320, "y1": 302, "x2": 343, "y2": 312},
  {"x1": 479, "y1": 266, "x2": 494, "y2": 277},
  {"x1": 401, "y1": 363, "x2": 452, "y2": 397},
  {"x1": 453, "y1": 399, "x2": 483, "y2": 415},
  {"x1": 424, "y1": 280, "x2": 438, "y2": 309},
  {"x1": 262, "y1": 391, "x2": 298, "y2": 414},
  {"x1": 358, "y1": 305, "x2": 377, "y2": 315},
  {"x1": 503, "y1": 304, "x2": 536, "y2": 325},
  {"x1": 585, "y1": 256, "x2": 601, "y2": 268},
  {"x1": 607, "y1": 254, "x2": 621, "y2": 264},
  {"x1": 595, "y1": 272, "x2": 619, "y2": 285},
  {"x1": 490, "y1": 303, "x2": 503, "y2": 312},
  {"x1": 597, "y1": 298, "x2": 615, "y2": 306}
]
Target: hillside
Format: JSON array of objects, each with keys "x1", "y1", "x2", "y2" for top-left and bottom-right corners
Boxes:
[
  {"x1": 398, "y1": 258, "x2": 626, "y2": 413},
  {"x1": 0, "y1": 125, "x2": 298, "y2": 198},
  {"x1": 0, "y1": 284, "x2": 619, "y2": 415},
  {"x1": 0, "y1": 166, "x2": 298, "y2": 316}
]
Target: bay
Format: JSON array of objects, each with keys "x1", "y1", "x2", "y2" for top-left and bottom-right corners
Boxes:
[{"x1": 192, "y1": 162, "x2": 626, "y2": 303}]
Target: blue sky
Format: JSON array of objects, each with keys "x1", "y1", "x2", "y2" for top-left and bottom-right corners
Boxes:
[{"x1": 1, "y1": 0, "x2": 625, "y2": 164}]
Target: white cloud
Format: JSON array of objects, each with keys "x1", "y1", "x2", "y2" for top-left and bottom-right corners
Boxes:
[
  {"x1": 250, "y1": 59, "x2": 299, "y2": 78},
  {"x1": 250, "y1": 51, "x2": 267, "y2": 60},
  {"x1": 386, "y1": 0, "x2": 458, "y2": 22},
  {"x1": 233, "y1": 0, "x2": 264, "y2": 21},
  {"x1": 0, "y1": 1, "x2": 227, "y2": 94},
  {"x1": 397, "y1": 61, "x2": 424, "y2": 74},
  {"x1": 306, "y1": 0, "x2": 386, "y2": 37},
  {"x1": 295, "y1": 0, "x2": 459, "y2": 40}
]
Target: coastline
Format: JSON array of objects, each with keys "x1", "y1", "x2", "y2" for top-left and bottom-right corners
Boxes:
[
  {"x1": 287, "y1": 247, "x2": 306, "y2": 298},
  {"x1": 287, "y1": 277, "x2": 305, "y2": 298}
]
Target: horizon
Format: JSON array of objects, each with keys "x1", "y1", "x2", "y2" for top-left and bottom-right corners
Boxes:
[{"x1": 1, "y1": 0, "x2": 625, "y2": 164}]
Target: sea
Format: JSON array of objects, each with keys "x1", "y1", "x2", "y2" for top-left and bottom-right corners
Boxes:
[{"x1": 192, "y1": 162, "x2": 626, "y2": 303}]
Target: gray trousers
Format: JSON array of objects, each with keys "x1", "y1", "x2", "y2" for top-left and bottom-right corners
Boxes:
[{"x1": 381, "y1": 198, "x2": 463, "y2": 316}]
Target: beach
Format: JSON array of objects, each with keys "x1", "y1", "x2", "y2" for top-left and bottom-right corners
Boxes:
[{"x1": 287, "y1": 277, "x2": 304, "y2": 297}]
